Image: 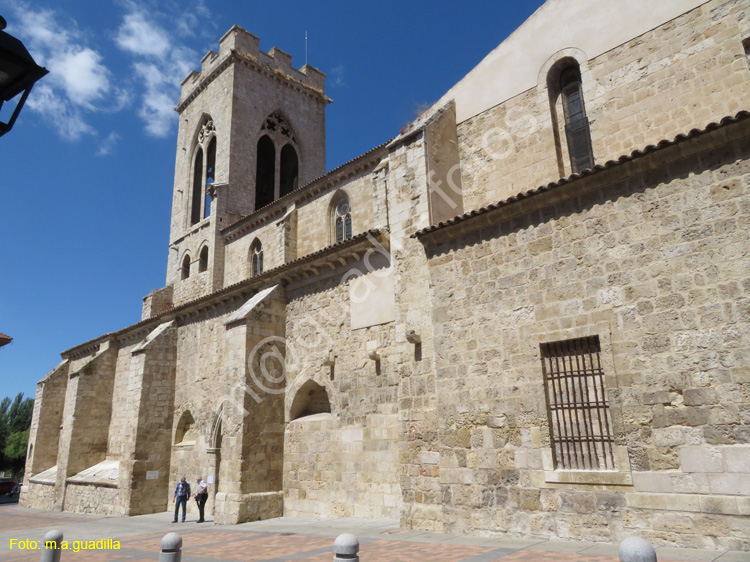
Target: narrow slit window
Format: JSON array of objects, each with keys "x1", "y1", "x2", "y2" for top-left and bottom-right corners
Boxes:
[
  {"x1": 251, "y1": 240, "x2": 263, "y2": 277},
  {"x1": 279, "y1": 144, "x2": 298, "y2": 198},
  {"x1": 256, "y1": 136, "x2": 275, "y2": 210},
  {"x1": 190, "y1": 148, "x2": 203, "y2": 225},
  {"x1": 559, "y1": 66, "x2": 594, "y2": 173},
  {"x1": 181, "y1": 254, "x2": 191, "y2": 280},
  {"x1": 540, "y1": 336, "x2": 615, "y2": 470},
  {"x1": 198, "y1": 246, "x2": 208, "y2": 272},
  {"x1": 204, "y1": 137, "x2": 216, "y2": 219},
  {"x1": 743, "y1": 38, "x2": 750, "y2": 71}
]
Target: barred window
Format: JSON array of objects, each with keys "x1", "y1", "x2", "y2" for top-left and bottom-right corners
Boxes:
[{"x1": 540, "y1": 336, "x2": 615, "y2": 470}]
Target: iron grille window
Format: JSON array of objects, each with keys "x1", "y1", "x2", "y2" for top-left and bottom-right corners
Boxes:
[{"x1": 540, "y1": 336, "x2": 615, "y2": 470}]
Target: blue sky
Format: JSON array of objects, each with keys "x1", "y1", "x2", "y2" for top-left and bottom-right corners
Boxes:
[{"x1": 0, "y1": 0, "x2": 544, "y2": 401}]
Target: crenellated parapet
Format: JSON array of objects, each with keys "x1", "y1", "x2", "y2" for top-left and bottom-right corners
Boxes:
[{"x1": 177, "y1": 25, "x2": 328, "y2": 112}]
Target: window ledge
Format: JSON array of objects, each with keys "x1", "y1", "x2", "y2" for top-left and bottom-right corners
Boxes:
[{"x1": 545, "y1": 470, "x2": 633, "y2": 486}]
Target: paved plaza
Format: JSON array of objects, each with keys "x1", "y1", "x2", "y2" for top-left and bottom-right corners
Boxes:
[{"x1": 0, "y1": 503, "x2": 747, "y2": 562}]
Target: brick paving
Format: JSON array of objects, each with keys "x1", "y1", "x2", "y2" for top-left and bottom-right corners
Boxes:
[{"x1": 0, "y1": 504, "x2": 719, "y2": 562}]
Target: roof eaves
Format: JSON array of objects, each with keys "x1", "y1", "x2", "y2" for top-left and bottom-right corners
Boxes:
[{"x1": 413, "y1": 110, "x2": 750, "y2": 239}]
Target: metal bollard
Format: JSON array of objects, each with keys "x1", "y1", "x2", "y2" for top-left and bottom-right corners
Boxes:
[
  {"x1": 619, "y1": 536, "x2": 657, "y2": 562},
  {"x1": 159, "y1": 532, "x2": 182, "y2": 562},
  {"x1": 333, "y1": 533, "x2": 359, "y2": 562},
  {"x1": 40, "y1": 529, "x2": 63, "y2": 562}
]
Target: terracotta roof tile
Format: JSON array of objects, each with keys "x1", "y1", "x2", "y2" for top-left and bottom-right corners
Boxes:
[
  {"x1": 413, "y1": 110, "x2": 750, "y2": 238},
  {"x1": 62, "y1": 229, "x2": 386, "y2": 356}
]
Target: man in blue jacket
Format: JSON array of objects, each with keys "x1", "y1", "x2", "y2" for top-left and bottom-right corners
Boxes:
[{"x1": 172, "y1": 476, "x2": 191, "y2": 523}]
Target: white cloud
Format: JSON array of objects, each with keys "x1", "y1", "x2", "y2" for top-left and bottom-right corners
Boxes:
[
  {"x1": 96, "y1": 132, "x2": 121, "y2": 156},
  {"x1": 115, "y1": 12, "x2": 170, "y2": 57},
  {"x1": 26, "y1": 83, "x2": 95, "y2": 141},
  {"x1": 330, "y1": 65, "x2": 346, "y2": 88},
  {"x1": 114, "y1": 3, "x2": 208, "y2": 138},
  {"x1": 55, "y1": 48, "x2": 111, "y2": 108},
  {"x1": 9, "y1": 4, "x2": 121, "y2": 141}
]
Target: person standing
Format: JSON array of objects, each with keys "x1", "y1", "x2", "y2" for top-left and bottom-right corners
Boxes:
[
  {"x1": 172, "y1": 476, "x2": 191, "y2": 523},
  {"x1": 194, "y1": 476, "x2": 209, "y2": 523}
]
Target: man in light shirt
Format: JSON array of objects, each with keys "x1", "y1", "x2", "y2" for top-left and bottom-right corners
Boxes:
[{"x1": 194, "y1": 476, "x2": 209, "y2": 523}]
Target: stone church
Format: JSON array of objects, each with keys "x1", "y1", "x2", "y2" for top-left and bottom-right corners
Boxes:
[{"x1": 22, "y1": 0, "x2": 750, "y2": 550}]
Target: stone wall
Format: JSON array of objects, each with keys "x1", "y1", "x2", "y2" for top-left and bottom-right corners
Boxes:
[
  {"x1": 418, "y1": 118, "x2": 750, "y2": 548},
  {"x1": 63, "y1": 483, "x2": 120, "y2": 516},
  {"x1": 21, "y1": 482, "x2": 56, "y2": 511},
  {"x1": 24, "y1": 363, "x2": 67, "y2": 478},
  {"x1": 223, "y1": 220, "x2": 281, "y2": 286},
  {"x1": 457, "y1": 0, "x2": 750, "y2": 212},
  {"x1": 282, "y1": 269, "x2": 401, "y2": 518},
  {"x1": 127, "y1": 322, "x2": 178, "y2": 516},
  {"x1": 62, "y1": 342, "x2": 117, "y2": 482},
  {"x1": 285, "y1": 413, "x2": 400, "y2": 518},
  {"x1": 295, "y1": 171, "x2": 376, "y2": 258}
]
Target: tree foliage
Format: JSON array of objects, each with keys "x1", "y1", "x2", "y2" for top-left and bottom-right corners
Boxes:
[{"x1": 0, "y1": 393, "x2": 34, "y2": 477}]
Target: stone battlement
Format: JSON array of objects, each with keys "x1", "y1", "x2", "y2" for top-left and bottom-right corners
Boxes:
[{"x1": 179, "y1": 25, "x2": 326, "y2": 103}]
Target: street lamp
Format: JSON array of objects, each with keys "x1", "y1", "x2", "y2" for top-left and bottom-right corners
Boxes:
[{"x1": 0, "y1": 15, "x2": 48, "y2": 137}]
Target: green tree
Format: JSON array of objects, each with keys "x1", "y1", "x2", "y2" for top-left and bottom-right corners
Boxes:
[{"x1": 0, "y1": 393, "x2": 34, "y2": 478}]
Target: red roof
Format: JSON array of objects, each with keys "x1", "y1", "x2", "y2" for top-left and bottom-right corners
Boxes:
[{"x1": 0, "y1": 333, "x2": 12, "y2": 348}]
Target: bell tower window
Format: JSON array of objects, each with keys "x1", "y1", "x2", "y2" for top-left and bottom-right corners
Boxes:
[
  {"x1": 191, "y1": 148, "x2": 203, "y2": 225},
  {"x1": 256, "y1": 136, "x2": 275, "y2": 210},
  {"x1": 198, "y1": 246, "x2": 208, "y2": 273},
  {"x1": 189, "y1": 118, "x2": 217, "y2": 226},
  {"x1": 205, "y1": 137, "x2": 216, "y2": 219},
  {"x1": 255, "y1": 111, "x2": 301, "y2": 210},
  {"x1": 181, "y1": 254, "x2": 191, "y2": 280},
  {"x1": 279, "y1": 144, "x2": 299, "y2": 197}
]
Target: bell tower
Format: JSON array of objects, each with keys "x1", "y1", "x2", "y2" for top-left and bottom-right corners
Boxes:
[{"x1": 153, "y1": 26, "x2": 329, "y2": 311}]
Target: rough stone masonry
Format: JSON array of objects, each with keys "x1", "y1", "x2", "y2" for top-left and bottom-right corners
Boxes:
[{"x1": 22, "y1": 0, "x2": 750, "y2": 551}]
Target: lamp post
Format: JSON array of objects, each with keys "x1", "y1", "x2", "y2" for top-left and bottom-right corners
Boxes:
[{"x1": 0, "y1": 15, "x2": 48, "y2": 137}]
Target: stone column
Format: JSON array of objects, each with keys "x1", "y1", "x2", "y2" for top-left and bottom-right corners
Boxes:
[{"x1": 206, "y1": 447, "x2": 220, "y2": 516}]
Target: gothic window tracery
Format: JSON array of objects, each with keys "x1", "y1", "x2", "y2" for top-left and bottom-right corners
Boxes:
[
  {"x1": 255, "y1": 111, "x2": 300, "y2": 210},
  {"x1": 331, "y1": 191, "x2": 352, "y2": 244},
  {"x1": 261, "y1": 111, "x2": 297, "y2": 143},
  {"x1": 190, "y1": 118, "x2": 217, "y2": 226}
]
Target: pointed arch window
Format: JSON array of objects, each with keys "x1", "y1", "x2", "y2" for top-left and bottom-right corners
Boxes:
[
  {"x1": 199, "y1": 246, "x2": 209, "y2": 273},
  {"x1": 290, "y1": 380, "x2": 332, "y2": 421},
  {"x1": 331, "y1": 192, "x2": 352, "y2": 244},
  {"x1": 250, "y1": 239, "x2": 263, "y2": 277},
  {"x1": 189, "y1": 118, "x2": 216, "y2": 226},
  {"x1": 256, "y1": 136, "x2": 275, "y2": 210},
  {"x1": 181, "y1": 254, "x2": 191, "y2": 280},
  {"x1": 191, "y1": 148, "x2": 203, "y2": 225},
  {"x1": 558, "y1": 66, "x2": 594, "y2": 173},
  {"x1": 279, "y1": 144, "x2": 299, "y2": 197},
  {"x1": 204, "y1": 137, "x2": 216, "y2": 219},
  {"x1": 255, "y1": 112, "x2": 301, "y2": 210}
]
